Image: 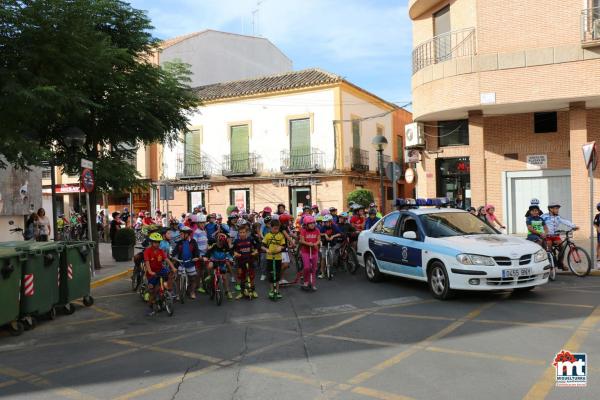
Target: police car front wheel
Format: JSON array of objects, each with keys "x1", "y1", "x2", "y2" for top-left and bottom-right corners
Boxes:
[
  {"x1": 428, "y1": 262, "x2": 454, "y2": 300},
  {"x1": 365, "y1": 254, "x2": 383, "y2": 282}
]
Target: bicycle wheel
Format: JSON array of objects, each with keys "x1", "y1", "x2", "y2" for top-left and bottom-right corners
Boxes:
[
  {"x1": 547, "y1": 253, "x2": 556, "y2": 281},
  {"x1": 164, "y1": 293, "x2": 174, "y2": 317},
  {"x1": 131, "y1": 269, "x2": 141, "y2": 291},
  {"x1": 215, "y1": 276, "x2": 224, "y2": 306},
  {"x1": 347, "y1": 247, "x2": 359, "y2": 274},
  {"x1": 567, "y1": 245, "x2": 591, "y2": 277},
  {"x1": 178, "y1": 275, "x2": 186, "y2": 304},
  {"x1": 326, "y1": 249, "x2": 333, "y2": 280}
]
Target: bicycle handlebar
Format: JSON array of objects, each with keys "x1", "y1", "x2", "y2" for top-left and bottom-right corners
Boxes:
[{"x1": 172, "y1": 258, "x2": 200, "y2": 263}]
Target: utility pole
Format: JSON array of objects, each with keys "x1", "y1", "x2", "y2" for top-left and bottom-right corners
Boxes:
[{"x1": 252, "y1": 0, "x2": 264, "y2": 36}]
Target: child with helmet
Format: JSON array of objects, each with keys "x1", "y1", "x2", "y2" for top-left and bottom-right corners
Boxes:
[
  {"x1": 207, "y1": 232, "x2": 234, "y2": 300},
  {"x1": 171, "y1": 226, "x2": 200, "y2": 299},
  {"x1": 144, "y1": 232, "x2": 177, "y2": 316},
  {"x1": 299, "y1": 215, "x2": 320, "y2": 291},
  {"x1": 232, "y1": 223, "x2": 260, "y2": 299},
  {"x1": 278, "y1": 213, "x2": 295, "y2": 284},
  {"x1": 525, "y1": 202, "x2": 547, "y2": 247},
  {"x1": 319, "y1": 214, "x2": 342, "y2": 279}
]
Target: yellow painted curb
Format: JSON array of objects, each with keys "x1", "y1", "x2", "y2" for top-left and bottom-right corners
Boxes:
[
  {"x1": 91, "y1": 268, "x2": 132, "y2": 289},
  {"x1": 557, "y1": 269, "x2": 600, "y2": 277}
]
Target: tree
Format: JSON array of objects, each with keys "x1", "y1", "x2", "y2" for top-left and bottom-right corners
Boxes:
[
  {"x1": 347, "y1": 189, "x2": 374, "y2": 208},
  {"x1": 0, "y1": 0, "x2": 198, "y2": 266}
]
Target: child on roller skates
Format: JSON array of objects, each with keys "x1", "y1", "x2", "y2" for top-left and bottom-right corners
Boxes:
[
  {"x1": 233, "y1": 224, "x2": 259, "y2": 299},
  {"x1": 262, "y1": 219, "x2": 286, "y2": 300}
]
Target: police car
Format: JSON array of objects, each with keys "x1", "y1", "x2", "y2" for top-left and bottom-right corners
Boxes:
[{"x1": 356, "y1": 199, "x2": 550, "y2": 300}]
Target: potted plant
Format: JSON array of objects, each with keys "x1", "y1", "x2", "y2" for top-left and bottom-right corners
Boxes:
[{"x1": 112, "y1": 228, "x2": 136, "y2": 262}]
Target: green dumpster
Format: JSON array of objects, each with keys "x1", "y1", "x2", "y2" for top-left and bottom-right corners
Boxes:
[
  {"x1": 0, "y1": 247, "x2": 26, "y2": 336},
  {"x1": 12, "y1": 241, "x2": 64, "y2": 328},
  {"x1": 59, "y1": 241, "x2": 95, "y2": 313}
]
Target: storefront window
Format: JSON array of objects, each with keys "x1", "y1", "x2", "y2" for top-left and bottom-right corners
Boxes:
[
  {"x1": 436, "y1": 157, "x2": 471, "y2": 208},
  {"x1": 188, "y1": 191, "x2": 205, "y2": 212},
  {"x1": 438, "y1": 120, "x2": 469, "y2": 147},
  {"x1": 230, "y1": 188, "x2": 250, "y2": 212},
  {"x1": 290, "y1": 187, "x2": 311, "y2": 217}
]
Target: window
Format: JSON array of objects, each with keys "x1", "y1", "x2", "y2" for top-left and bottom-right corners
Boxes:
[
  {"x1": 188, "y1": 191, "x2": 205, "y2": 212},
  {"x1": 534, "y1": 112, "x2": 557, "y2": 133},
  {"x1": 419, "y1": 212, "x2": 497, "y2": 238},
  {"x1": 230, "y1": 124, "x2": 250, "y2": 172},
  {"x1": 439, "y1": 120, "x2": 469, "y2": 146},
  {"x1": 230, "y1": 188, "x2": 250, "y2": 212},
  {"x1": 376, "y1": 125, "x2": 384, "y2": 136},
  {"x1": 41, "y1": 162, "x2": 51, "y2": 179},
  {"x1": 374, "y1": 212, "x2": 399, "y2": 235},
  {"x1": 352, "y1": 119, "x2": 361, "y2": 149},
  {"x1": 434, "y1": 5, "x2": 451, "y2": 62},
  {"x1": 397, "y1": 136, "x2": 404, "y2": 165},
  {"x1": 290, "y1": 118, "x2": 310, "y2": 168},
  {"x1": 400, "y1": 216, "x2": 419, "y2": 240}
]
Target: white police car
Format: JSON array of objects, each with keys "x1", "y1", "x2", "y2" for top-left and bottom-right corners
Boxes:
[{"x1": 356, "y1": 200, "x2": 550, "y2": 300}]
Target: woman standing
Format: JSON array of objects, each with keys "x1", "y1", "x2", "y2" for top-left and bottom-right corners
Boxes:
[
  {"x1": 24, "y1": 213, "x2": 39, "y2": 241},
  {"x1": 37, "y1": 208, "x2": 51, "y2": 241}
]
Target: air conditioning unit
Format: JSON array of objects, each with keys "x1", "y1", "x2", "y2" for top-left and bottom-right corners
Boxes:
[{"x1": 404, "y1": 122, "x2": 425, "y2": 148}]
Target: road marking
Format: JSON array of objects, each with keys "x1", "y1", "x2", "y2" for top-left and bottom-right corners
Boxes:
[
  {"x1": 346, "y1": 302, "x2": 497, "y2": 385},
  {"x1": 351, "y1": 386, "x2": 415, "y2": 400},
  {"x1": 230, "y1": 312, "x2": 282, "y2": 324},
  {"x1": 425, "y1": 346, "x2": 546, "y2": 366},
  {"x1": 93, "y1": 292, "x2": 137, "y2": 299},
  {"x1": 91, "y1": 269, "x2": 132, "y2": 289},
  {"x1": 112, "y1": 364, "x2": 221, "y2": 400},
  {"x1": 375, "y1": 312, "x2": 456, "y2": 322},
  {"x1": 0, "y1": 379, "x2": 18, "y2": 389},
  {"x1": 61, "y1": 316, "x2": 119, "y2": 327},
  {"x1": 246, "y1": 366, "x2": 337, "y2": 388},
  {"x1": 373, "y1": 296, "x2": 423, "y2": 306},
  {"x1": 41, "y1": 349, "x2": 139, "y2": 376},
  {"x1": 474, "y1": 318, "x2": 575, "y2": 330},
  {"x1": 511, "y1": 300, "x2": 595, "y2": 309},
  {"x1": 312, "y1": 304, "x2": 358, "y2": 314},
  {"x1": 522, "y1": 305, "x2": 600, "y2": 400},
  {"x1": 312, "y1": 312, "x2": 370, "y2": 335},
  {"x1": 111, "y1": 339, "x2": 223, "y2": 364},
  {"x1": 88, "y1": 305, "x2": 124, "y2": 319},
  {"x1": 316, "y1": 333, "x2": 399, "y2": 348}
]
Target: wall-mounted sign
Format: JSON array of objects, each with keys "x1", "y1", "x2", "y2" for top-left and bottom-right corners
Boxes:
[
  {"x1": 405, "y1": 149, "x2": 420, "y2": 163},
  {"x1": 175, "y1": 183, "x2": 212, "y2": 191},
  {"x1": 526, "y1": 154, "x2": 547, "y2": 170},
  {"x1": 81, "y1": 168, "x2": 95, "y2": 193},
  {"x1": 480, "y1": 92, "x2": 496, "y2": 105},
  {"x1": 273, "y1": 178, "x2": 321, "y2": 187},
  {"x1": 404, "y1": 168, "x2": 416, "y2": 184},
  {"x1": 352, "y1": 178, "x2": 366, "y2": 186}
]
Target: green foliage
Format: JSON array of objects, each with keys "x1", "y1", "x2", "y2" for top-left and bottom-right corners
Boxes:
[
  {"x1": 226, "y1": 205, "x2": 238, "y2": 215},
  {"x1": 347, "y1": 189, "x2": 374, "y2": 208},
  {"x1": 113, "y1": 228, "x2": 136, "y2": 246}
]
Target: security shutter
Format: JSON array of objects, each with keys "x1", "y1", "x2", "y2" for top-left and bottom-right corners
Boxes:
[
  {"x1": 290, "y1": 118, "x2": 310, "y2": 169},
  {"x1": 230, "y1": 125, "x2": 249, "y2": 172}
]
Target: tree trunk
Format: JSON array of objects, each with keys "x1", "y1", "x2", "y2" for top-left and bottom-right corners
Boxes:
[{"x1": 89, "y1": 187, "x2": 102, "y2": 269}]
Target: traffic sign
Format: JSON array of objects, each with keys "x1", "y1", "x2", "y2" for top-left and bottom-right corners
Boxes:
[
  {"x1": 404, "y1": 167, "x2": 416, "y2": 184},
  {"x1": 385, "y1": 162, "x2": 403, "y2": 182},
  {"x1": 81, "y1": 168, "x2": 95, "y2": 193},
  {"x1": 81, "y1": 158, "x2": 93, "y2": 169},
  {"x1": 582, "y1": 142, "x2": 597, "y2": 170}
]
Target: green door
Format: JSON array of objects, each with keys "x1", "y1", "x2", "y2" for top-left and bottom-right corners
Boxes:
[
  {"x1": 230, "y1": 125, "x2": 249, "y2": 172},
  {"x1": 290, "y1": 118, "x2": 310, "y2": 169},
  {"x1": 184, "y1": 129, "x2": 201, "y2": 176},
  {"x1": 352, "y1": 120, "x2": 361, "y2": 166}
]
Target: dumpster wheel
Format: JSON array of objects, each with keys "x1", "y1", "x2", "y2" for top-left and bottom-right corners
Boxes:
[
  {"x1": 8, "y1": 321, "x2": 24, "y2": 336},
  {"x1": 48, "y1": 307, "x2": 57, "y2": 320},
  {"x1": 22, "y1": 316, "x2": 37, "y2": 331},
  {"x1": 83, "y1": 296, "x2": 94, "y2": 307},
  {"x1": 63, "y1": 303, "x2": 76, "y2": 315}
]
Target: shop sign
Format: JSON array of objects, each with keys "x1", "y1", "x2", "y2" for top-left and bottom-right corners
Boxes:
[
  {"x1": 175, "y1": 183, "x2": 212, "y2": 191},
  {"x1": 526, "y1": 154, "x2": 547, "y2": 170},
  {"x1": 352, "y1": 178, "x2": 366, "y2": 186},
  {"x1": 273, "y1": 178, "x2": 321, "y2": 187}
]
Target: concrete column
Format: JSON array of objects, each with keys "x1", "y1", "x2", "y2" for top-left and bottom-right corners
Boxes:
[
  {"x1": 468, "y1": 110, "x2": 485, "y2": 208},
  {"x1": 569, "y1": 102, "x2": 590, "y2": 238}
]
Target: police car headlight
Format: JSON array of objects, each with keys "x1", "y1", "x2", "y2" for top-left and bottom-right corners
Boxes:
[
  {"x1": 456, "y1": 254, "x2": 495, "y2": 266},
  {"x1": 534, "y1": 249, "x2": 547, "y2": 263}
]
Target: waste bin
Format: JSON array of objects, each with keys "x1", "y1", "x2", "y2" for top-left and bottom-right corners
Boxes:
[
  {"x1": 13, "y1": 241, "x2": 64, "y2": 328},
  {"x1": 0, "y1": 247, "x2": 26, "y2": 336},
  {"x1": 59, "y1": 241, "x2": 95, "y2": 313}
]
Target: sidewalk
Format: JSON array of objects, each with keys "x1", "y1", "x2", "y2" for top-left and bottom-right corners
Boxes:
[{"x1": 91, "y1": 242, "x2": 133, "y2": 286}]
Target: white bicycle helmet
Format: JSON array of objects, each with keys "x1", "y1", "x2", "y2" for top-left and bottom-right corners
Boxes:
[
  {"x1": 322, "y1": 214, "x2": 333, "y2": 222},
  {"x1": 197, "y1": 214, "x2": 207, "y2": 223},
  {"x1": 236, "y1": 218, "x2": 248, "y2": 227}
]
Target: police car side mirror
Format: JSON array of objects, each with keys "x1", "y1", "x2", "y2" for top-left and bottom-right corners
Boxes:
[{"x1": 402, "y1": 231, "x2": 417, "y2": 240}]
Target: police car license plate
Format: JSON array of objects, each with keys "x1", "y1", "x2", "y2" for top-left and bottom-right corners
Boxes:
[{"x1": 502, "y1": 268, "x2": 532, "y2": 278}]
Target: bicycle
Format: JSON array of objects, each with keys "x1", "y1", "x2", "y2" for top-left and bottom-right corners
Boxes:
[
  {"x1": 173, "y1": 258, "x2": 199, "y2": 304},
  {"x1": 547, "y1": 230, "x2": 592, "y2": 277},
  {"x1": 207, "y1": 258, "x2": 226, "y2": 306},
  {"x1": 337, "y1": 235, "x2": 359, "y2": 274},
  {"x1": 323, "y1": 240, "x2": 336, "y2": 280},
  {"x1": 237, "y1": 256, "x2": 256, "y2": 300},
  {"x1": 131, "y1": 246, "x2": 146, "y2": 293},
  {"x1": 151, "y1": 275, "x2": 174, "y2": 317}
]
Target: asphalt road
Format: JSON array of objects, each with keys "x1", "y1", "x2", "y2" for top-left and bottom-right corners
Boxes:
[{"x1": 1, "y1": 267, "x2": 599, "y2": 400}]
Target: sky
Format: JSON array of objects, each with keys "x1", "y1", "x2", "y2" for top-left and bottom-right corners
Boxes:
[{"x1": 128, "y1": 0, "x2": 413, "y2": 108}]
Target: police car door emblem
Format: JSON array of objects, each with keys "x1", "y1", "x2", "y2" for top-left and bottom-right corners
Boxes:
[{"x1": 402, "y1": 247, "x2": 408, "y2": 262}]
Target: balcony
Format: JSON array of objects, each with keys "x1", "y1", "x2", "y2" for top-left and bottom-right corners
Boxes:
[
  {"x1": 280, "y1": 148, "x2": 325, "y2": 174},
  {"x1": 376, "y1": 155, "x2": 391, "y2": 176},
  {"x1": 176, "y1": 154, "x2": 210, "y2": 179},
  {"x1": 582, "y1": 7, "x2": 600, "y2": 47},
  {"x1": 412, "y1": 27, "x2": 476, "y2": 74},
  {"x1": 222, "y1": 152, "x2": 259, "y2": 177},
  {"x1": 350, "y1": 147, "x2": 369, "y2": 172}
]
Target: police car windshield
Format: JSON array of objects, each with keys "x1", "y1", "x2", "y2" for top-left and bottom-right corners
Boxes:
[{"x1": 419, "y1": 212, "x2": 498, "y2": 237}]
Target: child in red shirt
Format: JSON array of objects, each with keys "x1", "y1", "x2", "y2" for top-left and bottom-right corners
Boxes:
[
  {"x1": 299, "y1": 216, "x2": 320, "y2": 291},
  {"x1": 144, "y1": 233, "x2": 176, "y2": 316}
]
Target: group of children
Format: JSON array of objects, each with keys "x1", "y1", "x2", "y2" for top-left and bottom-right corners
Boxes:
[
  {"x1": 141, "y1": 202, "x2": 373, "y2": 314},
  {"x1": 525, "y1": 198, "x2": 577, "y2": 258}
]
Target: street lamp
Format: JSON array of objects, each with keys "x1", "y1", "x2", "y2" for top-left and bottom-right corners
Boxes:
[{"x1": 371, "y1": 135, "x2": 388, "y2": 215}]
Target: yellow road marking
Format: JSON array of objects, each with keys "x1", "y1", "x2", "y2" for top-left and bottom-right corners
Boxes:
[
  {"x1": 0, "y1": 379, "x2": 18, "y2": 389},
  {"x1": 522, "y1": 305, "x2": 600, "y2": 400},
  {"x1": 425, "y1": 346, "x2": 546, "y2": 366},
  {"x1": 246, "y1": 366, "x2": 337, "y2": 388},
  {"x1": 93, "y1": 292, "x2": 137, "y2": 299},
  {"x1": 312, "y1": 312, "x2": 371, "y2": 335},
  {"x1": 375, "y1": 312, "x2": 456, "y2": 322},
  {"x1": 316, "y1": 333, "x2": 399, "y2": 348},
  {"x1": 61, "y1": 316, "x2": 119, "y2": 327},
  {"x1": 512, "y1": 300, "x2": 595, "y2": 309},
  {"x1": 41, "y1": 349, "x2": 139, "y2": 376},
  {"x1": 91, "y1": 269, "x2": 132, "y2": 289},
  {"x1": 89, "y1": 305, "x2": 124, "y2": 319},
  {"x1": 112, "y1": 364, "x2": 221, "y2": 400},
  {"x1": 347, "y1": 302, "x2": 497, "y2": 385},
  {"x1": 111, "y1": 339, "x2": 222, "y2": 364},
  {"x1": 473, "y1": 318, "x2": 575, "y2": 330},
  {"x1": 351, "y1": 386, "x2": 415, "y2": 400}
]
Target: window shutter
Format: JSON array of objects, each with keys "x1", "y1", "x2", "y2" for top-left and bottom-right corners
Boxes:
[
  {"x1": 230, "y1": 125, "x2": 250, "y2": 172},
  {"x1": 352, "y1": 120, "x2": 361, "y2": 149},
  {"x1": 184, "y1": 129, "x2": 201, "y2": 175},
  {"x1": 290, "y1": 118, "x2": 310, "y2": 169}
]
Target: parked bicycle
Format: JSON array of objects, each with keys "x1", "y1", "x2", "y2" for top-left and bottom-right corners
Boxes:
[
  {"x1": 547, "y1": 229, "x2": 591, "y2": 278},
  {"x1": 337, "y1": 234, "x2": 359, "y2": 275},
  {"x1": 173, "y1": 258, "x2": 199, "y2": 304}
]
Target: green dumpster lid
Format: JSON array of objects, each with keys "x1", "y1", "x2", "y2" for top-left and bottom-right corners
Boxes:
[
  {"x1": 0, "y1": 247, "x2": 21, "y2": 258},
  {"x1": 19, "y1": 242, "x2": 64, "y2": 252}
]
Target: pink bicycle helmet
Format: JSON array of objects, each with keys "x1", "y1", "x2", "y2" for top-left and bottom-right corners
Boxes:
[{"x1": 303, "y1": 215, "x2": 315, "y2": 224}]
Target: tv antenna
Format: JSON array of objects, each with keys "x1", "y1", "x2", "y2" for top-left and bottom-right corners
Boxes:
[{"x1": 252, "y1": 0, "x2": 264, "y2": 36}]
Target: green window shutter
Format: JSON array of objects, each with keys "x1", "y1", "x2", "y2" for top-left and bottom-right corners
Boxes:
[
  {"x1": 230, "y1": 125, "x2": 249, "y2": 172},
  {"x1": 184, "y1": 129, "x2": 201, "y2": 175},
  {"x1": 352, "y1": 120, "x2": 360, "y2": 149},
  {"x1": 397, "y1": 137, "x2": 404, "y2": 165},
  {"x1": 290, "y1": 118, "x2": 310, "y2": 169}
]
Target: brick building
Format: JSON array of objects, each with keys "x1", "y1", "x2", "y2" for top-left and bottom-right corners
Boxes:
[{"x1": 408, "y1": 0, "x2": 600, "y2": 236}]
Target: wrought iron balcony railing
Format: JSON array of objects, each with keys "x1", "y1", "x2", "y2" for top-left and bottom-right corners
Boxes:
[
  {"x1": 280, "y1": 147, "x2": 325, "y2": 173},
  {"x1": 222, "y1": 152, "x2": 259, "y2": 177},
  {"x1": 582, "y1": 7, "x2": 600, "y2": 45},
  {"x1": 376, "y1": 154, "x2": 391, "y2": 176},
  {"x1": 350, "y1": 147, "x2": 369, "y2": 172},
  {"x1": 412, "y1": 27, "x2": 476, "y2": 74},
  {"x1": 176, "y1": 154, "x2": 210, "y2": 179}
]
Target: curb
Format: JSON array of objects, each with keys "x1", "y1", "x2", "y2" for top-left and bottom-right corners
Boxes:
[
  {"x1": 91, "y1": 268, "x2": 132, "y2": 289},
  {"x1": 556, "y1": 269, "x2": 600, "y2": 277}
]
